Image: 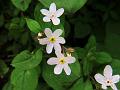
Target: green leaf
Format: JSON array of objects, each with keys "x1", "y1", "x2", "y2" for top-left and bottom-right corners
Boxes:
[
  {"x1": 2, "y1": 81, "x2": 13, "y2": 90},
  {"x1": 85, "y1": 36, "x2": 96, "y2": 52},
  {"x1": 0, "y1": 60, "x2": 9, "y2": 77},
  {"x1": 42, "y1": 56, "x2": 81, "y2": 90},
  {"x1": 11, "y1": 0, "x2": 31, "y2": 11},
  {"x1": 11, "y1": 49, "x2": 42, "y2": 70},
  {"x1": 70, "y1": 79, "x2": 93, "y2": 90},
  {"x1": 26, "y1": 18, "x2": 41, "y2": 33},
  {"x1": 95, "y1": 52, "x2": 112, "y2": 64},
  {"x1": 70, "y1": 78, "x2": 84, "y2": 90},
  {"x1": 39, "y1": 0, "x2": 87, "y2": 13},
  {"x1": 11, "y1": 67, "x2": 39, "y2": 90}
]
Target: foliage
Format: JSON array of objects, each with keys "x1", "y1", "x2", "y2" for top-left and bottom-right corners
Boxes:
[{"x1": 0, "y1": 0, "x2": 120, "y2": 90}]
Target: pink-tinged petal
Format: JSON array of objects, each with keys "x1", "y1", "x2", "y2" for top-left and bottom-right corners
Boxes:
[
  {"x1": 55, "y1": 51, "x2": 64, "y2": 58},
  {"x1": 46, "y1": 44, "x2": 53, "y2": 54},
  {"x1": 111, "y1": 75, "x2": 120, "y2": 83},
  {"x1": 104, "y1": 65, "x2": 112, "y2": 78},
  {"x1": 40, "y1": 9, "x2": 49, "y2": 16},
  {"x1": 54, "y1": 43, "x2": 62, "y2": 53},
  {"x1": 39, "y1": 38, "x2": 48, "y2": 45},
  {"x1": 56, "y1": 8, "x2": 64, "y2": 17},
  {"x1": 52, "y1": 17, "x2": 60, "y2": 25},
  {"x1": 44, "y1": 28, "x2": 52, "y2": 37},
  {"x1": 57, "y1": 37, "x2": 65, "y2": 44},
  {"x1": 54, "y1": 64, "x2": 63, "y2": 75},
  {"x1": 43, "y1": 16, "x2": 51, "y2": 22},
  {"x1": 47, "y1": 57, "x2": 59, "y2": 65},
  {"x1": 53, "y1": 29, "x2": 63, "y2": 37},
  {"x1": 111, "y1": 84, "x2": 118, "y2": 90},
  {"x1": 65, "y1": 57, "x2": 76, "y2": 64},
  {"x1": 49, "y1": 3, "x2": 56, "y2": 13},
  {"x1": 101, "y1": 85, "x2": 107, "y2": 89},
  {"x1": 64, "y1": 64, "x2": 71, "y2": 75},
  {"x1": 94, "y1": 73, "x2": 105, "y2": 85}
]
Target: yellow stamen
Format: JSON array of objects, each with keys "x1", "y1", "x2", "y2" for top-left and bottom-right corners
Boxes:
[
  {"x1": 49, "y1": 37, "x2": 56, "y2": 43},
  {"x1": 59, "y1": 58, "x2": 65, "y2": 64}
]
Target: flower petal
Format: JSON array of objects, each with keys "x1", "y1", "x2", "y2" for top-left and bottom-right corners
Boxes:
[
  {"x1": 54, "y1": 43, "x2": 62, "y2": 53},
  {"x1": 53, "y1": 29, "x2": 63, "y2": 37},
  {"x1": 111, "y1": 84, "x2": 118, "y2": 90},
  {"x1": 101, "y1": 85, "x2": 107, "y2": 89},
  {"x1": 54, "y1": 64, "x2": 63, "y2": 75},
  {"x1": 112, "y1": 75, "x2": 120, "y2": 83},
  {"x1": 46, "y1": 44, "x2": 53, "y2": 54},
  {"x1": 56, "y1": 8, "x2": 64, "y2": 17},
  {"x1": 104, "y1": 65, "x2": 113, "y2": 78},
  {"x1": 52, "y1": 17, "x2": 60, "y2": 25},
  {"x1": 64, "y1": 64, "x2": 71, "y2": 75},
  {"x1": 49, "y1": 3, "x2": 56, "y2": 13},
  {"x1": 44, "y1": 28, "x2": 52, "y2": 37},
  {"x1": 65, "y1": 56, "x2": 76, "y2": 64},
  {"x1": 47, "y1": 57, "x2": 58, "y2": 65},
  {"x1": 43, "y1": 16, "x2": 51, "y2": 22},
  {"x1": 40, "y1": 9, "x2": 49, "y2": 16},
  {"x1": 94, "y1": 73, "x2": 105, "y2": 85},
  {"x1": 55, "y1": 51, "x2": 64, "y2": 58},
  {"x1": 57, "y1": 37, "x2": 65, "y2": 44},
  {"x1": 39, "y1": 38, "x2": 48, "y2": 45}
]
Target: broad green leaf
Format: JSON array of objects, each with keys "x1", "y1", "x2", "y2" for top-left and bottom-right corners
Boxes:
[
  {"x1": 11, "y1": 0, "x2": 31, "y2": 11},
  {"x1": 95, "y1": 52, "x2": 112, "y2": 64},
  {"x1": 2, "y1": 81, "x2": 13, "y2": 90},
  {"x1": 85, "y1": 36, "x2": 96, "y2": 53},
  {"x1": 70, "y1": 79, "x2": 93, "y2": 90},
  {"x1": 0, "y1": 60, "x2": 9, "y2": 77},
  {"x1": 70, "y1": 78, "x2": 84, "y2": 90},
  {"x1": 11, "y1": 49, "x2": 42, "y2": 70},
  {"x1": 75, "y1": 47, "x2": 86, "y2": 59},
  {"x1": 11, "y1": 67, "x2": 39, "y2": 90},
  {"x1": 42, "y1": 55, "x2": 81, "y2": 90},
  {"x1": 26, "y1": 18, "x2": 41, "y2": 33},
  {"x1": 83, "y1": 59, "x2": 93, "y2": 76},
  {"x1": 84, "y1": 79, "x2": 93, "y2": 90},
  {"x1": 39, "y1": 0, "x2": 87, "y2": 13}
]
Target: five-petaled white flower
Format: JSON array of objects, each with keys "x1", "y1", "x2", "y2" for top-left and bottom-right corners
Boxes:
[
  {"x1": 47, "y1": 51, "x2": 76, "y2": 75},
  {"x1": 94, "y1": 65, "x2": 120, "y2": 90},
  {"x1": 38, "y1": 28, "x2": 65, "y2": 54},
  {"x1": 40, "y1": 3, "x2": 64, "y2": 25}
]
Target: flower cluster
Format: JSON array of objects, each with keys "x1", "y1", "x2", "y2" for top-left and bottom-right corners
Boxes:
[{"x1": 38, "y1": 3, "x2": 76, "y2": 75}]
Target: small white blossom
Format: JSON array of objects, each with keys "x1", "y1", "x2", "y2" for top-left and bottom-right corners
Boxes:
[
  {"x1": 38, "y1": 28, "x2": 65, "y2": 54},
  {"x1": 40, "y1": 3, "x2": 64, "y2": 25},
  {"x1": 47, "y1": 51, "x2": 76, "y2": 75},
  {"x1": 94, "y1": 65, "x2": 120, "y2": 90}
]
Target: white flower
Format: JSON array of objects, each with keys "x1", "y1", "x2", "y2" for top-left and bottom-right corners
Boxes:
[
  {"x1": 40, "y1": 3, "x2": 64, "y2": 25},
  {"x1": 38, "y1": 28, "x2": 65, "y2": 54},
  {"x1": 94, "y1": 65, "x2": 120, "y2": 90},
  {"x1": 47, "y1": 51, "x2": 76, "y2": 75}
]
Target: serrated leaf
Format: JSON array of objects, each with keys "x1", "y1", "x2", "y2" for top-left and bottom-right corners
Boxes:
[
  {"x1": 11, "y1": 0, "x2": 31, "y2": 11},
  {"x1": 11, "y1": 67, "x2": 39, "y2": 90},
  {"x1": 95, "y1": 52, "x2": 112, "y2": 64},
  {"x1": 11, "y1": 49, "x2": 42, "y2": 70},
  {"x1": 39, "y1": 0, "x2": 87, "y2": 13},
  {"x1": 26, "y1": 18, "x2": 41, "y2": 33}
]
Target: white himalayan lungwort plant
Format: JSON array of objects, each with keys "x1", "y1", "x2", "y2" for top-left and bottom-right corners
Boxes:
[
  {"x1": 40, "y1": 3, "x2": 64, "y2": 25},
  {"x1": 94, "y1": 65, "x2": 120, "y2": 90},
  {"x1": 38, "y1": 28, "x2": 65, "y2": 54},
  {"x1": 47, "y1": 51, "x2": 76, "y2": 75}
]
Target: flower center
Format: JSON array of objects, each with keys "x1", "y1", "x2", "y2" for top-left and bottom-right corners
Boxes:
[
  {"x1": 49, "y1": 37, "x2": 56, "y2": 43},
  {"x1": 106, "y1": 80, "x2": 112, "y2": 85},
  {"x1": 59, "y1": 58, "x2": 65, "y2": 64}
]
